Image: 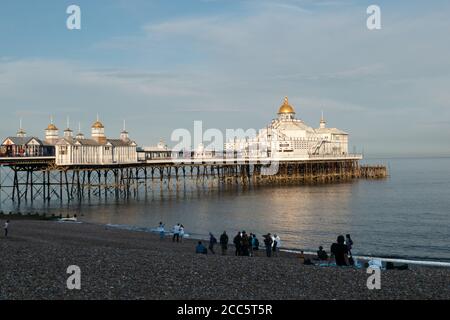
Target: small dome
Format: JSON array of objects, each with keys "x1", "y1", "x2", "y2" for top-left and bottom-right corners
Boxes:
[
  {"x1": 46, "y1": 124, "x2": 58, "y2": 130},
  {"x1": 92, "y1": 121, "x2": 104, "y2": 129},
  {"x1": 278, "y1": 97, "x2": 296, "y2": 114}
]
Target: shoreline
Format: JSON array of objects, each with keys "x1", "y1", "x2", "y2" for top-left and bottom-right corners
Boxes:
[
  {"x1": 2, "y1": 213, "x2": 449, "y2": 266},
  {"x1": 103, "y1": 222, "x2": 450, "y2": 268},
  {"x1": 1, "y1": 219, "x2": 449, "y2": 299}
]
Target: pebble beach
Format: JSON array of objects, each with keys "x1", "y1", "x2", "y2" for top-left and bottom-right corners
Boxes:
[{"x1": 0, "y1": 220, "x2": 449, "y2": 300}]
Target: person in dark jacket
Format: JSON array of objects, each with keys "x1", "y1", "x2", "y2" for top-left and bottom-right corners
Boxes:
[
  {"x1": 346, "y1": 234, "x2": 354, "y2": 256},
  {"x1": 331, "y1": 235, "x2": 349, "y2": 266},
  {"x1": 4, "y1": 220, "x2": 9, "y2": 238},
  {"x1": 241, "y1": 231, "x2": 250, "y2": 256},
  {"x1": 264, "y1": 233, "x2": 273, "y2": 257},
  {"x1": 233, "y1": 232, "x2": 242, "y2": 256},
  {"x1": 209, "y1": 232, "x2": 217, "y2": 254},
  {"x1": 220, "y1": 231, "x2": 229, "y2": 255}
]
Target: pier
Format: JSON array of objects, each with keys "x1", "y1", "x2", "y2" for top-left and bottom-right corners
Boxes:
[
  {"x1": 0, "y1": 98, "x2": 390, "y2": 205},
  {"x1": 0, "y1": 155, "x2": 387, "y2": 204}
]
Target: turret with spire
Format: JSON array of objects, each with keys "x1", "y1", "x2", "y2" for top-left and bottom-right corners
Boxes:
[
  {"x1": 120, "y1": 120, "x2": 130, "y2": 142},
  {"x1": 320, "y1": 111, "x2": 326, "y2": 129},
  {"x1": 64, "y1": 116, "x2": 73, "y2": 138},
  {"x1": 75, "y1": 122, "x2": 85, "y2": 140},
  {"x1": 45, "y1": 115, "x2": 59, "y2": 143},
  {"x1": 16, "y1": 118, "x2": 27, "y2": 138},
  {"x1": 91, "y1": 114, "x2": 106, "y2": 143}
]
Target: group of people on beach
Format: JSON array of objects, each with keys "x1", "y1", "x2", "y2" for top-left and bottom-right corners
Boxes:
[
  {"x1": 315, "y1": 234, "x2": 354, "y2": 266},
  {"x1": 156, "y1": 221, "x2": 355, "y2": 267},
  {"x1": 197, "y1": 230, "x2": 355, "y2": 267},
  {"x1": 157, "y1": 222, "x2": 186, "y2": 242},
  {"x1": 195, "y1": 232, "x2": 219, "y2": 254},
  {"x1": 195, "y1": 230, "x2": 281, "y2": 257}
]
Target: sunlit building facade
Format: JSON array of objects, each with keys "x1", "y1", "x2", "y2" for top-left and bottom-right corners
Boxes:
[
  {"x1": 224, "y1": 97, "x2": 349, "y2": 159},
  {"x1": 55, "y1": 119, "x2": 137, "y2": 165}
]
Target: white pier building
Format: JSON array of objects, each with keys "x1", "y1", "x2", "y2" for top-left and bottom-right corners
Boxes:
[
  {"x1": 55, "y1": 119, "x2": 137, "y2": 165},
  {"x1": 224, "y1": 97, "x2": 350, "y2": 160}
]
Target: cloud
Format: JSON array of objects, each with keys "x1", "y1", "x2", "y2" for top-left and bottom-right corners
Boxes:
[{"x1": 2, "y1": 1, "x2": 450, "y2": 155}]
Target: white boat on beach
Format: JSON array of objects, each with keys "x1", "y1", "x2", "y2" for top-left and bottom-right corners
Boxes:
[{"x1": 58, "y1": 217, "x2": 78, "y2": 222}]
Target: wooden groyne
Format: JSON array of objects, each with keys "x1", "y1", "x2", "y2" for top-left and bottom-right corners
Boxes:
[{"x1": 359, "y1": 165, "x2": 388, "y2": 179}]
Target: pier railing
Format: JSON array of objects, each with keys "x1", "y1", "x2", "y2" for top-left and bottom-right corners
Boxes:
[{"x1": 1, "y1": 153, "x2": 363, "y2": 166}]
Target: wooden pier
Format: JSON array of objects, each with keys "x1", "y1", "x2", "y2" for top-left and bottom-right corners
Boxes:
[{"x1": 0, "y1": 157, "x2": 387, "y2": 204}]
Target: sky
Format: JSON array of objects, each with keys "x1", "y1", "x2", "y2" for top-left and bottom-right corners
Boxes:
[{"x1": 0, "y1": 0, "x2": 449, "y2": 157}]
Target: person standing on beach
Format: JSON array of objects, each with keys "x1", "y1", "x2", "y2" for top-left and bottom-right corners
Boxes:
[
  {"x1": 220, "y1": 231, "x2": 229, "y2": 255},
  {"x1": 252, "y1": 234, "x2": 259, "y2": 252},
  {"x1": 264, "y1": 234, "x2": 273, "y2": 257},
  {"x1": 241, "y1": 231, "x2": 250, "y2": 256},
  {"x1": 4, "y1": 220, "x2": 9, "y2": 238},
  {"x1": 233, "y1": 231, "x2": 242, "y2": 256},
  {"x1": 209, "y1": 232, "x2": 217, "y2": 254},
  {"x1": 157, "y1": 222, "x2": 165, "y2": 240},
  {"x1": 179, "y1": 224, "x2": 185, "y2": 242},
  {"x1": 272, "y1": 234, "x2": 281, "y2": 256},
  {"x1": 248, "y1": 233, "x2": 254, "y2": 257},
  {"x1": 172, "y1": 223, "x2": 181, "y2": 242},
  {"x1": 346, "y1": 234, "x2": 353, "y2": 255}
]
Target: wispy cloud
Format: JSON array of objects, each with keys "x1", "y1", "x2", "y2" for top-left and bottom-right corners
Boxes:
[{"x1": 1, "y1": 1, "x2": 450, "y2": 154}]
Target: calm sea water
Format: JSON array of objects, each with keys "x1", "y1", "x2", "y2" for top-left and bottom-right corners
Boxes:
[{"x1": 1, "y1": 157, "x2": 449, "y2": 261}]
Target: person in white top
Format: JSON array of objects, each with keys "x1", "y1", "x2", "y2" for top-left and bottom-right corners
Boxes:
[
  {"x1": 274, "y1": 234, "x2": 281, "y2": 247},
  {"x1": 172, "y1": 223, "x2": 181, "y2": 243},
  {"x1": 179, "y1": 224, "x2": 185, "y2": 242},
  {"x1": 4, "y1": 220, "x2": 9, "y2": 238},
  {"x1": 272, "y1": 234, "x2": 281, "y2": 255},
  {"x1": 157, "y1": 222, "x2": 165, "y2": 240}
]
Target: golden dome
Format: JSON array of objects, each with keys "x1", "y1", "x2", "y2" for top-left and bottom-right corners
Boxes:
[
  {"x1": 278, "y1": 96, "x2": 295, "y2": 114},
  {"x1": 46, "y1": 124, "x2": 58, "y2": 130},
  {"x1": 92, "y1": 121, "x2": 104, "y2": 129}
]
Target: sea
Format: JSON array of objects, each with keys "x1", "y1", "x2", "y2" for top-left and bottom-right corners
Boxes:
[{"x1": 1, "y1": 157, "x2": 449, "y2": 262}]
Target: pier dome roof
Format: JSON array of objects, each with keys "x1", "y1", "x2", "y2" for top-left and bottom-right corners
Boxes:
[
  {"x1": 278, "y1": 97, "x2": 295, "y2": 114},
  {"x1": 92, "y1": 120, "x2": 104, "y2": 129},
  {"x1": 46, "y1": 124, "x2": 58, "y2": 130}
]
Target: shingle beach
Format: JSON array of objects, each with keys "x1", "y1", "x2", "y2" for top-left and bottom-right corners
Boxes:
[{"x1": 0, "y1": 220, "x2": 449, "y2": 300}]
